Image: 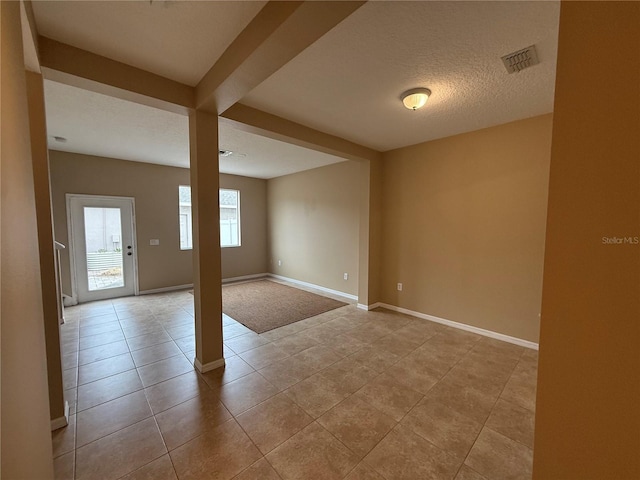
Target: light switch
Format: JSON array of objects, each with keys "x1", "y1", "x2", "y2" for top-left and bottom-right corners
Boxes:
[{"x1": 149, "y1": 239, "x2": 160, "y2": 246}]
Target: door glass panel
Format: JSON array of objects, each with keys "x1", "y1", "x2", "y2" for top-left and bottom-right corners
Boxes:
[{"x1": 84, "y1": 207, "x2": 124, "y2": 291}]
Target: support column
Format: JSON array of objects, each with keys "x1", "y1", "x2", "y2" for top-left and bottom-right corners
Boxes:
[
  {"x1": 357, "y1": 158, "x2": 383, "y2": 309},
  {"x1": 189, "y1": 110, "x2": 225, "y2": 372},
  {"x1": 26, "y1": 71, "x2": 67, "y2": 429}
]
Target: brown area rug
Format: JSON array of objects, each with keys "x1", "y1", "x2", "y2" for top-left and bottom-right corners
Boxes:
[{"x1": 222, "y1": 279, "x2": 347, "y2": 333}]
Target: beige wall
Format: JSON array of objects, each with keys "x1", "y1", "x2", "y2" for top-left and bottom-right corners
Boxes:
[
  {"x1": 380, "y1": 114, "x2": 553, "y2": 343},
  {"x1": 533, "y1": 2, "x2": 640, "y2": 478},
  {"x1": 220, "y1": 173, "x2": 268, "y2": 279},
  {"x1": 49, "y1": 151, "x2": 268, "y2": 296},
  {"x1": 268, "y1": 161, "x2": 360, "y2": 296},
  {"x1": 50, "y1": 151, "x2": 193, "y2": 294},
  {"x1": 0, "y1": 1, "x2": 55, "y2": 477}
]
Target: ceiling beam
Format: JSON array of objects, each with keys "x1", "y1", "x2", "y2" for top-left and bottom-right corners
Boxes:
[
  {"x1": 221, "y1": 103, "x2": 381, "y2": 162},
  {"x1": 197, "y1": 0, "x2": 366, "y2": 115},
  {"x1": 38, "y1": 36, "x2": 195, "y2": 115}
]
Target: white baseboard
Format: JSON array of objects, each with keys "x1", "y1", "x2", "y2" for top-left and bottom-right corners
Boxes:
[
  {"x1": 357, "y1": 302, "x2": 382, "y2": 311},
  {"x1": 139, "y1": 283, "x2": 193, "y2": 295},
  {"x1": 62, "y1": 295, "x2": 77, "y2": 307},
  {"x1": 222, "y1": 273, "x2": 268, "y2": 284},
  {"x1": 268, "y1": 274, "x2": 358, "y2": 302},
  {"x1": 50, "y1": 401, "x2": 70, "y2": 431},
  {"x1": 376, "y1": 303, "x2": 539, "y2": 350},
  {"x1": 194, "y1": 357, "x2": 226, "y2": 373}
]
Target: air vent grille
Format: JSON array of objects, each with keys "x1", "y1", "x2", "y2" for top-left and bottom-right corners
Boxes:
[{"x1": 501, "y1": 45, "x2": 539, "y2": 74}]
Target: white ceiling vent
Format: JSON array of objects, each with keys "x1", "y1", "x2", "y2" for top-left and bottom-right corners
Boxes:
[{"x1": 501, "y1": 45, "x2": 539, "y2": 74}]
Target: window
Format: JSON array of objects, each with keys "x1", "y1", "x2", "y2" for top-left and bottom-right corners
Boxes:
[
  {"x1": 178, "y1": 186, "x2": 241, "y2": 249},
  {"x1": 219, "y1": 189, "x2": 241, "y2": 247}
]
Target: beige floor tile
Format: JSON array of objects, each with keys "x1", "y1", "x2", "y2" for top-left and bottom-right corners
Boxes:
[
  {"x1": 223, "y1": 323, "x2": 253, "y2": 340},
  {"x1": 77, "y1": 369, "x2": 143, "y2": 411},
  {"x1": 126, "y1": 330, "x2": 173, "y2": 351},
  {"x1": 401, "y1": 398, "x2": 482, "y2": 461},
  {"x1": 344, "y1": 462, "x2": 386, "y2": 480},
  {"x1": 79, "y1": 329, "x2": 125, "y2": 350},
  {"x1": 455, "y1": 465, "x2": 488, "y2": 480},
  {"x1": 63, "y1": 367, "x2": 78, "y2": 389},
  {"x1": 77, "y1": 352, "x2": 135, "y2": 385},
  {"x1": 440, "y1": 365, "x2": 507, "y2": 399},
  {"x1": 485, "y1": 398, "x2": 535, "y2": 448},
  {"x1": 301, "y1": 323, "x2": 343, "y2": 343},
  {"x1": 75, "y1": 417, "x2": 166, "y2": 480},
  {"x1": 389, "y1": 357, "x2": 441, "y2": 395},
  {"x1": 217, "y1": 371, "x2": 279, "y2": 415},
  {"x1": 77, "y1": 311, "x2": 118, "y2": 325},
  {"x1": 348, "y1": 346, "x2": 400, "y2": 373},
  {"x1": 239, "y1": 343, "x2": 290, "y2": 370},
  {"x1": 327, "y1": 333, "x2": 368, "y2": 357},
  {"x1": 78, "y1": 340, "x2": 130, "y2": 366},
  {"x1": 52, "y1": 414, "x2": 76, "y2": 458},
  {"x1": 317, "y1": 357, "x2": 379, "y2": 396},
  {"x1": 79, "y1": 320, "x2": 122, "y2": 338},
  {"x1": 370, "y1": 332, "x2": 423, "y2": 357},
  {"x1": 62, "y1": 350, "x2": 79, "y2": 370},
  {"x1": 318, "y1": 395, "x2": 397, "y2": 458},
  {"x1": 131, "y1": 341, "x2": 182, "y2": 367},
  {"x1": 426, "y1": 376, "x2": 498, "y2": 424},
  {"x1": 258, "y1": 356, "x2": 317, "y2": 391},
  {"x1": 345, "y1": 323, "x2": 390, "y2": 344},
  {"x1": 174, "y1": 335, "x2": 195, "y2": 353},
  {"x1": 232, "y1": 458, "x2": 282, "y2": 480},
  {"x1": 170, "y1": 419, "x2": 261, "y2": 480},
  {"x1": 166, "y1": 323, "x2": 195, "y2": 340},
  {"x1": 137, "y1": 354, "x2": 194, "y2": 387},
  {"x1": 156, "y1": 389, "x2": 232, "y2": 450},
  {"x1": 266, "y1": 422, "x2": 359, "y2": 480},
  {"x1": 53, "y1": 451, "x2": 75, "y2": 480},
  {"x1": 501, "y1": 368, "x2": 537, "y2": 412},
  {"x1": 224, "y1": 333, "x2": 269, "y2": 354},
  {"x1": 121, "y1": 454, "x2": 177, "y2": 480},
  {"x1": 60, "y1": 335, "x2": 80, "y2": 354},
  {"x1": 291, "y1": 344, "x2": 342, "y2": 371},
  {"x1": 76, "y1": 390, "x2": 152, "y2": 447},
  {"x1": 271, "y1": 332, "x2": 320, "y2": 355},
  {"x1": 236, "y1": 392, "x2": 313, "y2": 454},
  {"x1": 464, "y1": 428, "x2": 533, "y2": 480},
  {"x1": 406, "y1": 344, "x2": 465, "y2": 377},
  {"x1": 201, "y1": 355, "x2": 255, "y2": 390},
  {"x1": 284, "y1": 373, "x2": 348, "y2": 418},
  {"x1": 355, "y1": 373, "x2": 423, "y2": 422},
  {"x1": 121, "y1": 322, "x2": 165, "y2": 339},
  {"x1": 364, "y1": 424, "x2": 460, "y2": 480},
  {"x1": 145, "y1": 370, "x2": 211, "y2": 414}
]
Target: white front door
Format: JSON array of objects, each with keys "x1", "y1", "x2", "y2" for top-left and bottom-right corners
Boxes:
[{"x1": 68, "y1": 195, "x2": 137, "y2": 303}]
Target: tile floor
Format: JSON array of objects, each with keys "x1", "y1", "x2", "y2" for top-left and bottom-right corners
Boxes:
[{"x1": 53, "y1": 287, "x2": 538, "y2": 480}]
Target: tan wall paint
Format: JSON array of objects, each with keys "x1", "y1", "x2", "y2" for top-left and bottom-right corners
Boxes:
[
  {"x1": 268, "y1": 161, "x2": 360, "y2": 296},
  {"x1": 49, "y1": 152, "x2": 268, "y2": 295},
  {"x1": 49, "y1": 151, "x2": 193, "y2": 294},
  {"x1": 0, "y1": 1, "x2": 55, "y2": 477},
  {"x1": 380, "y1": 114, "x2": 553, "y2": 343},
  {"x1": 220, "y1": 173, "x2": 268, "y2": 279},
  {"x1": 27, "y1": 71, "x2": 66, "y2": 423},
  {"x1": 533, "y1": 2, "x2": 640, "y2": 478}
]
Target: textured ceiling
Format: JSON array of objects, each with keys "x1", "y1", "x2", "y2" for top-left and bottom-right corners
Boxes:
[
  {"x1": 44, "y1": 80, "x2": 346, "y2": 179},
  {"x1": 242, "y1": 1, "x2": 560, "y2": 151},
  {"x1": 36, "y1": 1, "x2": 560, "y2": 176},
  {"x1": 32, "y1": 0, "x2": 266, "y2": 86}
]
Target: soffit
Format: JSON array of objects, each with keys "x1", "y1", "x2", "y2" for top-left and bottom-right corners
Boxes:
[
  {"x1": 242, "y1": 1, "x2": 560, "y2": 151},
  {"x1": 31, "y1": 0, "x2": 266, "y2": 86},
  {"x1": 43, "y1": 80, "x2": 345, "y2": 179}
]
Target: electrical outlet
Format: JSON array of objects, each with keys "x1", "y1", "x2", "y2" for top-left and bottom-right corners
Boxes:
[
  {"x1": 397, "y1": 283, "x2": 403, "y2": 291},
  {"x1": 149, "y1": 239, "x2": 160, "y2": 246},
  {"x1": 343, "y1": 273, "x2": 348, "y2": 280},
  {"x1": 278, "y1": 260, "x2": 282, "y2": 266}
]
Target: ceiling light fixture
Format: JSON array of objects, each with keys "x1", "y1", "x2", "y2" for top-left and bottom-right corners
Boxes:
[{"x1": 401, "y1": 88, "x2": 431, "y2": 111}]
